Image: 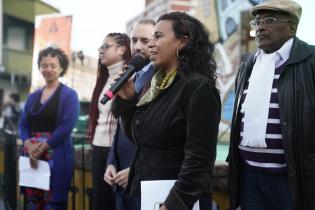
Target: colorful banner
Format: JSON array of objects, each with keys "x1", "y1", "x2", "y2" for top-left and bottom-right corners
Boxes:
[
  {"x1": 214, "y1": 0, "x2": 259, "y2": 143},
  {"x1": 31, "y1": 14, "x2": 72, "y2": 91}
]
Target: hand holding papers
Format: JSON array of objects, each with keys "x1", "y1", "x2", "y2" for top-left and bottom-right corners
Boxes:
[
  {"x1": 141, "y1": 180, "x2": 200, "y2": 210},
  {"x1": 19, "y1": 156, "x2": 51, "y2": 190}
]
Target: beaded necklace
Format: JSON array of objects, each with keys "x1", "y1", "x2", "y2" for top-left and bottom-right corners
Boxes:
[{"x1": 30, "y1": 84, "x2": 62, "y2": 116}]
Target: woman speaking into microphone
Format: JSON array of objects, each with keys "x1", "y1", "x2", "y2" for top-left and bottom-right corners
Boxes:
[{"x1": 112, "y1": 12, "x2": 221, "y2": 210}]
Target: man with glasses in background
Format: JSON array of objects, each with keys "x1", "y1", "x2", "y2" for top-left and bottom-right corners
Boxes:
[{"x1": 228, "y1": 0, "x2": 315, "y2": 209}]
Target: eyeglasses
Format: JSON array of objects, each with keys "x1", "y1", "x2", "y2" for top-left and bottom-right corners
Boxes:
[
  {"x1": 98, "y1": 43, "x2": 119, "y2": 51},
  {"x1": 249, "y1": 17, "x2": 290, "y2": 28}
]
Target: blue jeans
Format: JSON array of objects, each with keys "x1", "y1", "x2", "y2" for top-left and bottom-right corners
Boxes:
[{"x1": 239, "y1": 165, "x2": 293, "y2": 210}]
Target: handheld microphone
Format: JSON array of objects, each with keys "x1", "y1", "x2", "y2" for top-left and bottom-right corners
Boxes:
[{"x1": 100, "y1": 55, "x2": 147, "y2": 105}]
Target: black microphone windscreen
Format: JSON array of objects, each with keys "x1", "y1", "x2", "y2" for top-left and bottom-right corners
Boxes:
[{"x1": 129, "y1": 55, "x2": 147, "y2": 72}]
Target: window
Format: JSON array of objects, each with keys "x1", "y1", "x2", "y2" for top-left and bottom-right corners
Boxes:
[
  {"x1": 7, "y1": 27, "x2": 26, "y2": 50},
  {"x1": 225, "y1": 17, "x2": 237, "y2": 37},
  {"x1": 221, "y1": 0, "x2": 228, "y2": 11}
]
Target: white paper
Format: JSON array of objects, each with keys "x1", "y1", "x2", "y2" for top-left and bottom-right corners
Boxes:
[
  {"x1": 18, "y1": 156, "x2": 51, "y2": 190},
  {"x1": 141, "y1": 180, "x2": 200, "y2": 210}
]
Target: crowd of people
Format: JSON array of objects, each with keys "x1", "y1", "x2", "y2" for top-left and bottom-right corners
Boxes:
[{"x1": 1, "y1": 0, "x2": 314, "y2": 210}]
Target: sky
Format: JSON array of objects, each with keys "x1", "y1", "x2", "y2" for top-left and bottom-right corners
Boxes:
[
  {"x1": 295, "y1": 0, "x2": 315, "y2": 46},
  {"x1": 42, "y1": 0, "x2": 314, "y2": 58},
  {"x1": 42, "y1": 0, "x2": 145, "y2": 58}
]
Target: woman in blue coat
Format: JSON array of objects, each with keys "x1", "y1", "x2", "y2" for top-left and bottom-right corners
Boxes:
[{"x1": 19, "y1": 47, "x2": 80, "y2": 210}]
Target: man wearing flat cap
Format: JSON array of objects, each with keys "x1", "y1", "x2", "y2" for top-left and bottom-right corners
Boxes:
[{"x1": 227, "y1": 0, "x2": 315, "y2": 209}]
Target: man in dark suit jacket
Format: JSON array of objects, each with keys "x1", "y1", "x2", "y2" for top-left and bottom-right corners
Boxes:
[{"x1": 104, "y1": 19, "x2": 155, "y2": 210}]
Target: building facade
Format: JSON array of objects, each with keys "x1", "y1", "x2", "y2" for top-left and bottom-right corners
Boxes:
[{"x1": 0, "y1": 0, "x2": 59, "y2": 110}]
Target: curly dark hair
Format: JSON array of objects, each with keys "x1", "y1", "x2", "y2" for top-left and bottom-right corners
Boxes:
[
  {"x1": 37, "y1": 47, "x2": 69, "y2": 77},
  {"x1": 87, "y1": 32, "x2": 131, "y2": 143},
  {"x1": 158, "y1": 12, "x2": 217, "y2": 87}
]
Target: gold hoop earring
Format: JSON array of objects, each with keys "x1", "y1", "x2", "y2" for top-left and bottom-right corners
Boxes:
[{"x1": 176, "y1": 50, "x2": 184, "y2": 59}]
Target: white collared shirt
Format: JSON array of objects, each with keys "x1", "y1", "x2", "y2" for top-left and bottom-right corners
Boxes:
[{"x1": 254, "y1": 38, "x2": 294, "y2": 68}]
